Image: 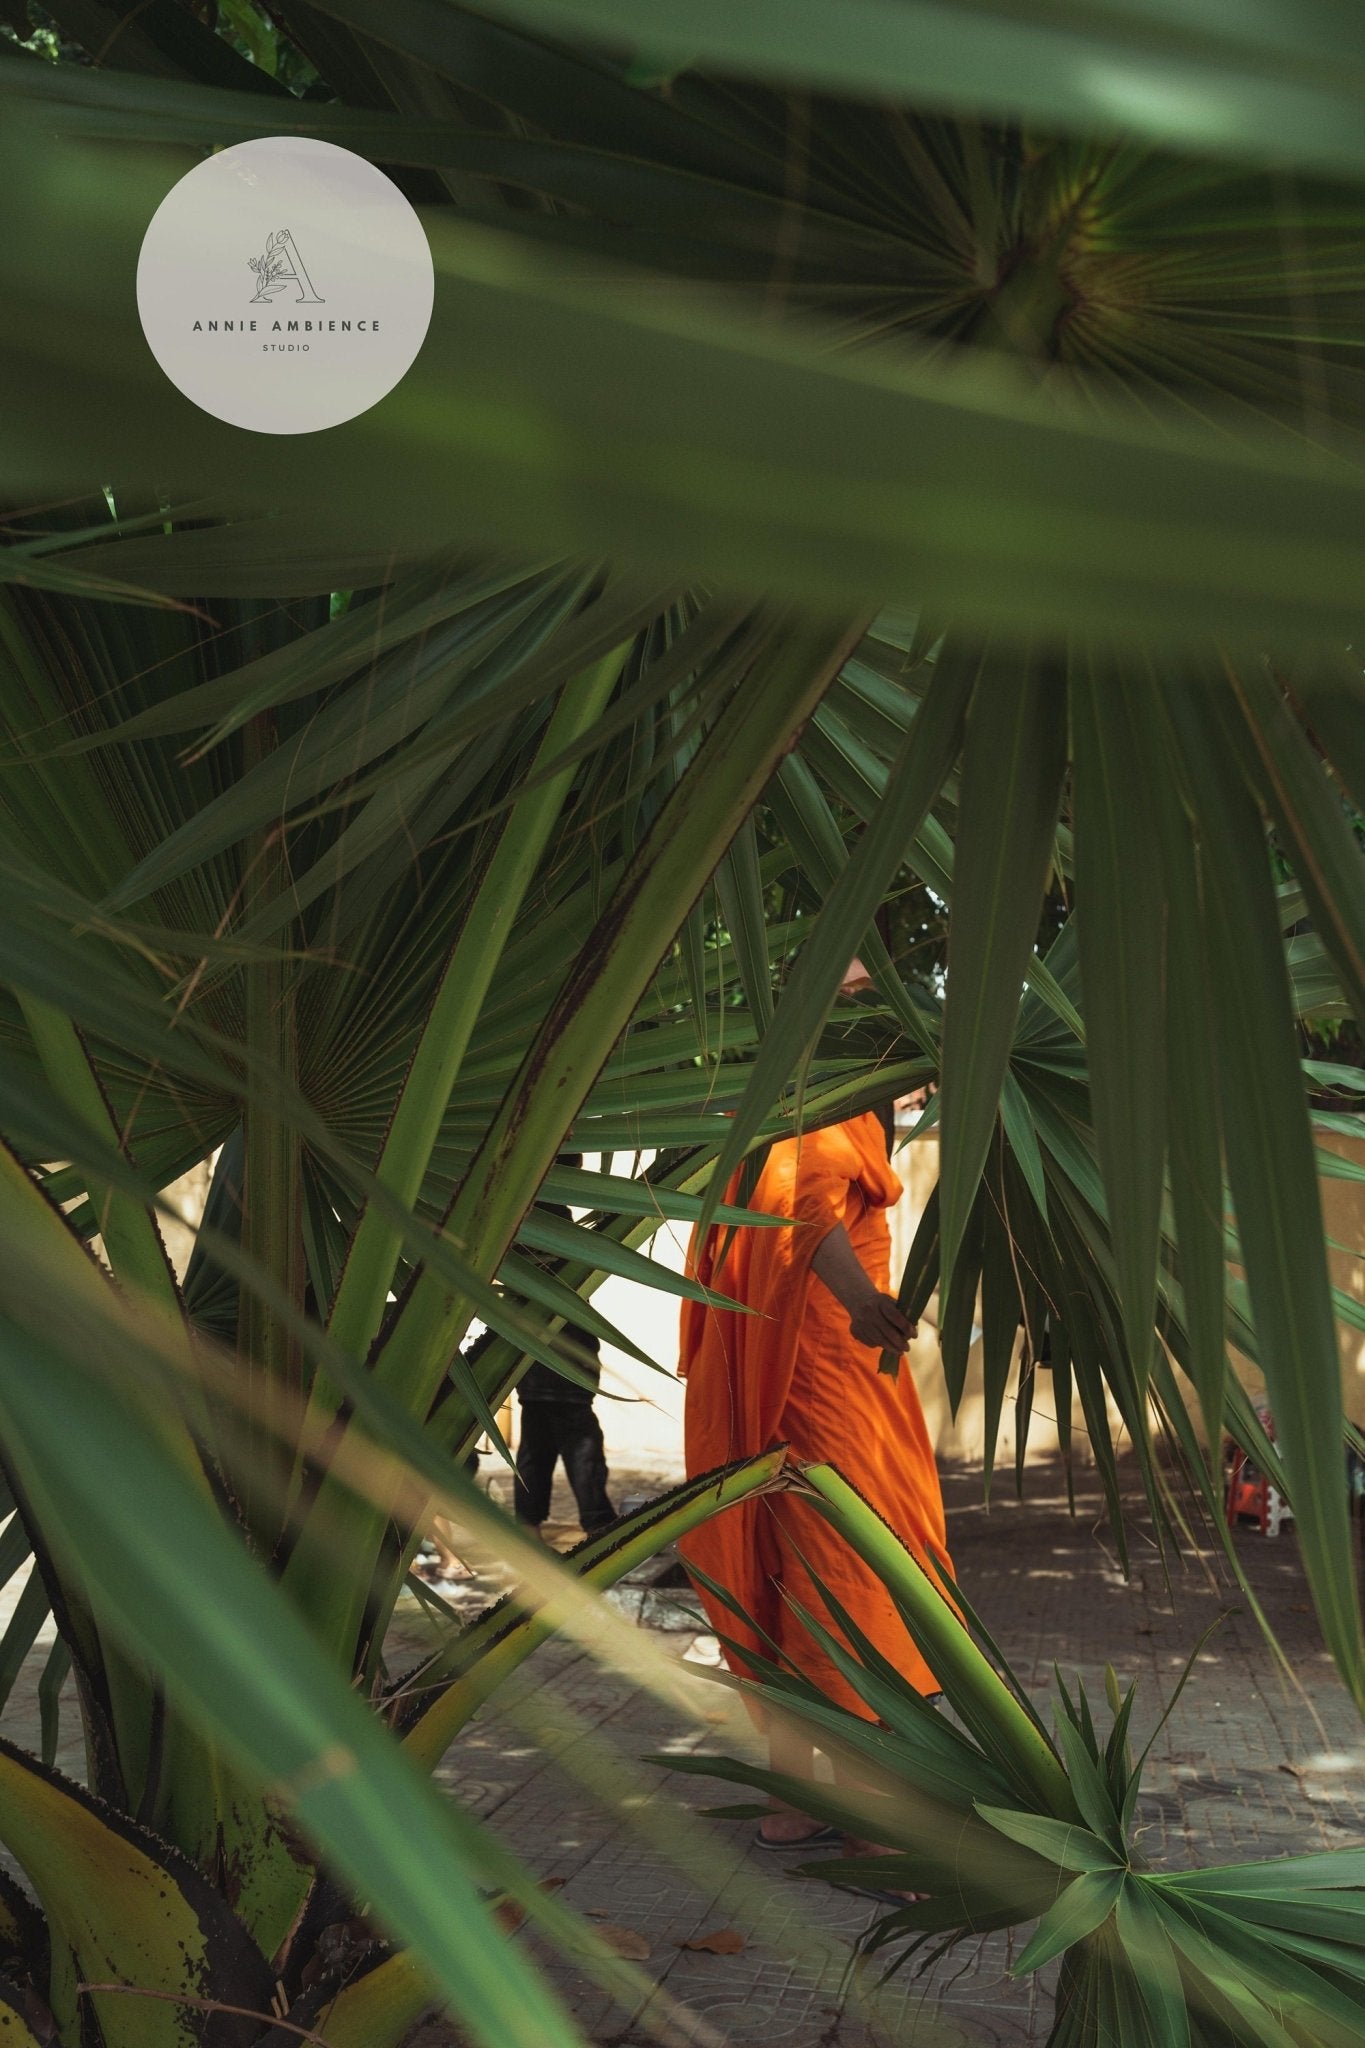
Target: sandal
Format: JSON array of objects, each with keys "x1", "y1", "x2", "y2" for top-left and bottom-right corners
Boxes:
[{"x1": 753, "y1": 1822, "x2": 842, "y2": 1851}]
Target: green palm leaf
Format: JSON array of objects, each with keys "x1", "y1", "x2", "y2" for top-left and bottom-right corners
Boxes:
[
  {"x1": 937, "y1": 646, "x2": 1067, "y2": 1306},
  {"x1": 1069, "y1": 655, "x2": 1167, "y2": 1376}
]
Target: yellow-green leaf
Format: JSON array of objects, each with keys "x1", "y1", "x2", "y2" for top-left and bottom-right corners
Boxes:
[
  {"x1": 308, "y1": 1951, "x2": 433, "y2": 2048},
  {"x1": 0, "y1": 1978, "x2": 44, "y2": 2046},
  {"x1": 0, "y1": 1737, "x2": 271, "y2": 2048}
]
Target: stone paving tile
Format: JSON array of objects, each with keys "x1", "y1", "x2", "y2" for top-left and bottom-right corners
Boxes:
[{"x1": 1, "y1": 1457, "x2": 1360, "y2": 2046}]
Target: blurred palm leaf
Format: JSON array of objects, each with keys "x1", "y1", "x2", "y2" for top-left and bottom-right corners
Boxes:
[
  {"x1": 3, "y1": 72, "x2": 1365, "y2": 632},
  {"x1": 459, "y1": 0, "x2": 1365, "y2": 184}
]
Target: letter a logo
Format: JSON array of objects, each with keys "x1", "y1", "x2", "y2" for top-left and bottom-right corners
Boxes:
[{"x1": 247, "y1": 227, "x2": 324, "y2": 305}]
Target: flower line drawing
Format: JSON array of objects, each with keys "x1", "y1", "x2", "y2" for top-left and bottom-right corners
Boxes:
[{"x1": 247, "y1": 228, "x2": 324, "y2": 305}]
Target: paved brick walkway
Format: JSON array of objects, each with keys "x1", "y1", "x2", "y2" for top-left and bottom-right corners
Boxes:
[
  {"x1": 400, "y1": 1456, "x2": 1365, "y2": 2046},
  {"x1": 0, "y1": 1458, "x2": 1359, "y2": 2044}
]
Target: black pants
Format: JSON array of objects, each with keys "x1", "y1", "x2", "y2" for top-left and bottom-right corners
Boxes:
[{"x1": 514, "y1": 1402, "x2": 614, "y2": 1533}]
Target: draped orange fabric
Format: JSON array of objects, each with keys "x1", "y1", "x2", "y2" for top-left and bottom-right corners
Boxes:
[{"x1": 678, "y1": 1113, "x2": 950, "y2": 1715}]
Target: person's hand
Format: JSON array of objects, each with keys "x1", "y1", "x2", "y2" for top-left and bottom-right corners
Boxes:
[
  {"x1": 810, "y1": 1226, "x2": 918, "y2": 1354},
  {"x1": 848, "y1": 1292, "x2": 917, "y2": 1352}
]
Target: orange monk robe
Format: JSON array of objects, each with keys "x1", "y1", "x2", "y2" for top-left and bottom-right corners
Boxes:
[{"x1": 678, "y1": 1113, "x2": 950, "y2": 1716}]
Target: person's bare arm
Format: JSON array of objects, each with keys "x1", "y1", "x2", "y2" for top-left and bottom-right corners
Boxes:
[{"x1": 810, "y1": 1223, "x2": 916, "y2": 1352}]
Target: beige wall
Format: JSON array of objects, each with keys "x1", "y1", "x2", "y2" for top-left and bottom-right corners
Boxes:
[
  {"x1": 139, "y1": 1131, "x2": 1365, "y2": 1473},
  {"x1": 1224, "y1": 1128, "x2": 1365, "y2": 1431},
  {"x1": 1326, "y1": 1133, "x2": 1365, "y2": 1428},
  {"x1": 158, "y1": 1155, "x2": 217, "y2": 1280},
  {"x1": 592, "y1": 1129, "x2": 1365, "y2": 1476},
  {"x1": 886, "y1": 1134, "x2": 1126, "y2": 1470},
  {"x1": 591, "y1": 1134, "x2": 1104, "y2": 1477},
  {"x1": 869, "y1": 1130, "x2": 1365, "y2": 1457}
]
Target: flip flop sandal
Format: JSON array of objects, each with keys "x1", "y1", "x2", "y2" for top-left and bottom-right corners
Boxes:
[{"x1": 753, "y1": 1824, "x2": 842, "y2": 1852}]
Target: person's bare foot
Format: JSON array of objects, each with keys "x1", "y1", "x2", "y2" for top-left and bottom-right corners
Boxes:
[
  {"x1": 417, "y1": 1555, "x2": 474, "y2": 1583},
  {"x1": 757, "y1": 1808, "x2": 835, "y2": 1846}
]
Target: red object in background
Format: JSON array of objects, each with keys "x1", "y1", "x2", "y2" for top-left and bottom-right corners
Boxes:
[
  {"x1": 1225, "y1": 1445, "x2": 1274, "y2": 1533},
  {"x1": 1224, "y1": 1406, "x2": 1293, "y2": 1537}
]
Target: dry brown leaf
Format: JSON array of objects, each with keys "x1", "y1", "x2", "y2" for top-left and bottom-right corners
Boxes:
[
  {"x1": 494, "y1": 1875, "x2": 568, "y2": 1934},
  {"x1": 678, "y1": 1928, "x2": 746, "y2": 1955},
  {"x1": 596, "y1": 1923, "x2": 651, "y2": 1960}
]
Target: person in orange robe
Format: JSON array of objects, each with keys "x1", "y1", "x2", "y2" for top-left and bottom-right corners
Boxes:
[{"x1": 678, "y1": 1098, "x2": 951, "y2": 1849}]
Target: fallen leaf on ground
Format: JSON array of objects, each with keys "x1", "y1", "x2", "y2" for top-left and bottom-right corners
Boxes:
[
  {"x1": 596, "y1": 1924, "x2": 651, "y2": 1959},
  {"x1": 493, "y1": 1875, "x2": 569, "y2": 1933},
  {"x1": 678, "y1": 1929, "x2": 745, "y2": 1954}
]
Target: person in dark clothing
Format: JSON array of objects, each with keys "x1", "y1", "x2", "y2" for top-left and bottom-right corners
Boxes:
[
  {"x1": 514, "y1": 1159, "x2": 615, "y2": 1536},
  {"x1": 513, "y1": 1339, "x2": 615, "y2": 1536}
]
